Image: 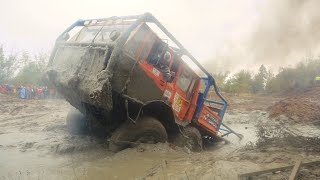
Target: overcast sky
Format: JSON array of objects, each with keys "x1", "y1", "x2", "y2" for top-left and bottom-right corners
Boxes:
[
  {"x1": 0, "y1": 1, "x2": 260, "y2": 63},
  {"x1": 1, "y1": 0, "x2": 319, "y2": 73}
]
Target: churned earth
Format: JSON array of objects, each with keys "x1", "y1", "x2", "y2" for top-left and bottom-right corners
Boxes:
[{"x1": 0, "y1": 93, "x2": 319, "y2": 180}]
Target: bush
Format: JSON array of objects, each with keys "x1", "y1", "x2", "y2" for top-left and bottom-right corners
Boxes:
[
  {"x1": 224, "y1": 70, "x2": 252, "y2": 94},
  {"x1": 266, "y1": 58, "x2": 320, "y2": 93},
  {"x1": 0, "y1": 45, "x2": 49, "y2": 86}
]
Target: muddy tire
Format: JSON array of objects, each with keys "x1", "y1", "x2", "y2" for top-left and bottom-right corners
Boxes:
[
  {"x1": 66, "y1": 108, "x2": 88, "y2": 135},
  {"x1": 175, "y1": 126, "x2": 203, "y2": 152},
  {"x1": 109, "y1": 116, "x2": 168, "y2": 152}
]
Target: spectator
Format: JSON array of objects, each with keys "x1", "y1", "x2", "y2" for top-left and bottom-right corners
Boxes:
[
  {"x1": 37, "y1": 87, "x2": 43, "y2": 99},
  {"x1": 19, "y1": 86, "x2": 26, "y2": 99}
]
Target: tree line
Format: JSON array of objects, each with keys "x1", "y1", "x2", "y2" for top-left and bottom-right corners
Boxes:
[
  {"x1": 1, "y1": 44, "x2": 320, "y2": 94},
  {"x1": 213, "y1": 58, "x2": 320, "y2": 94},
  {"x1": 0, "y1": 45, "x2": 49, "y2": 86}
]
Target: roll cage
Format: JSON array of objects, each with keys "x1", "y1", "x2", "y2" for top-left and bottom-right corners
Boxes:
[{"x1": 53, "y1": 12, "x2": 233, "y2": 137}]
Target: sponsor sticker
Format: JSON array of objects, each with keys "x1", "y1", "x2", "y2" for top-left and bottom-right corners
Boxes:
[
  {"x1": 164, "y1": 90, "x2": 172, "y2": 99},
  {"x1": 152, "y1": 68, "x2": 160, "y2": 76},
  {"x1": 208, "y1": 115, "x2": 218, "y2": 128},
  {"x1": 173, "y1": 93, "x2": 182, "y2": 113}
]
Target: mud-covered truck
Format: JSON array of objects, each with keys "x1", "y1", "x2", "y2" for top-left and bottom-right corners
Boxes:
[{"x1": 47, "y1": 13, "x2": 240, "y2": 152}]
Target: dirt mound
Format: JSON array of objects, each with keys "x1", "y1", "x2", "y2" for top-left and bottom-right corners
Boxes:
[{"x1": 268, "y1": 86, "x2": 320, "y2": 122}]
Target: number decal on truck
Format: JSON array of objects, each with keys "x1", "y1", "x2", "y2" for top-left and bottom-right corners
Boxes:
[{"x1": 173, "y1": 93, "x2": 183, "y2": 113}]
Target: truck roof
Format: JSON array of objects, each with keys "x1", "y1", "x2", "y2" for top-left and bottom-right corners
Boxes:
[{"x1": 57, "y1": 13, "x2": 212, "y2": 79}]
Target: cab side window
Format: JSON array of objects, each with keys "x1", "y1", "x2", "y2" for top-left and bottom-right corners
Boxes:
[
  {"x1": 187, "y1": 79, "x2": 196, "y2": 99},
  {"x1": 147, "y1": 40, "x2": 166, "y2": 65},
  {"x1": 177, "y1": 68, "x2": 192, "y2": 92},
  {"x1": 170, "y1": 55, "x2": 180, "y2": 73},
  {"x1": 139, "y1": 33, "x2": 155, "y2": 61},
  {"x1": 177, "y1": 68, "x2": 196, "y2": 99},
  {"x1": 124, "y1": 24, "x2": 149, "y2": 59}
]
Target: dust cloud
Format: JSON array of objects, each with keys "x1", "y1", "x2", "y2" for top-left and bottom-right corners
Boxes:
[
  {"x1": 250, "y1": 0, "x2": 320, "y2": 65},
  {"x1": 206, "y1": 0, "x2": 320, "y2": 73}
]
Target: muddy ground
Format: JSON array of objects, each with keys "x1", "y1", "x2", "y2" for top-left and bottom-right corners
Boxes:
[{"x1": 0, "y1": 93, "x2": 320, "y2": 180}]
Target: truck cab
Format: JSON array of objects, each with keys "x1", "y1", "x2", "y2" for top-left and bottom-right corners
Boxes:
[
  {"x1": 48, "y1": 13, "x2": 239, "y2": 152},
  {"x1": 121, "y1": 22, "x2": 228, "y2": 137}
]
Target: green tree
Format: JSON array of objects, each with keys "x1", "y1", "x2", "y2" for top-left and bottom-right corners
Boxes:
[
  {"x1": 0, "y1": 46, "x2": 19, "y2": 82},
  {"x1": 12, "y1": 52, "x2": 49, "y2": 86},
  {"x1": 252, "y1": 65, "x2": 268, "y2": 93},
  {"x1": 225, "y1": 70, "x2": 252, "y2": 94},
  {"x1": 265, "y1": 58, "x2": 320, "y2": 93},
  {"x1": 34, "y1": 52, "x2": 49, "y2": 72},
  {"x1": 212, "y1": 71, "x2": 229, "y2": 91},
  {"x1": 14, "y1": 62, "x2": 43, "y2": 85}
]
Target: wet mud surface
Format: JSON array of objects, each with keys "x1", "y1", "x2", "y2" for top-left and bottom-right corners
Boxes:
[{"x1": 0, "y1": 93, "x2": 320, "y2": 179}]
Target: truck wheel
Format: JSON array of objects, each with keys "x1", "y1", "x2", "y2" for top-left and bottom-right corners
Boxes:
[
  {"x1": 109, "y1": 116, "x2": 168, "y2": 152},
  {"x1": 66, "y1": 108, "x2": 87, "y2": 135},
  {"x1": 174, "y1": 126, "x2": 203, "y2": 152}
]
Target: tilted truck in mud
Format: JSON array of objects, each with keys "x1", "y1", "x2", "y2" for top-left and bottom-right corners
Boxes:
[{"x1": 47, "y1": 13, "x2": 241, "y2": 152}]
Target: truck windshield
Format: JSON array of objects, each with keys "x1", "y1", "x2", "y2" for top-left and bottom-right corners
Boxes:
[{"x1": 69, "y1": 24, "x2": 130, "y2": 43}]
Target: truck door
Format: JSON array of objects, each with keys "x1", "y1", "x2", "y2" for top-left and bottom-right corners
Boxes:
[
  {"x1": 123, "y1": 24, "x2": 168, "y2": 91},
  {"x1": 172, "y1": 65, "x2": 198, "y2": 121}
]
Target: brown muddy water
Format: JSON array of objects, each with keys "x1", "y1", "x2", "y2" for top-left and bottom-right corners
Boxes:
[{"x1": 0, "y1": 94, "x2": 320, "y2": 180}]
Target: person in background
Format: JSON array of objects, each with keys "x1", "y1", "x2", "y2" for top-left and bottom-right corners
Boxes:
[
  {"x1": 315, "y1": 75, "x2": 320, "y2": 86},
  {"x1": 25, "y1": 87, "x2": 28, "y2": 99},
  {"x1": 17, "y1": 86, "x2": 21, "y2": 97},
  {"x1": 25, "y1": 86, "x2": 29, "y2": 99},
  {"x1": 33, "y1": 87, "x2": 37, "y2": 99},
  {"x1": 0, "y1": 85, "x2": 5, "y2": 93},
  {"x1": 44, "y1": 86, "x2": 48, "y2": 99},
  {"x1": 37, "y1": 87, "x2": 40, "y2": 99},
  {"x1": 19, "y1": 86, "x2": 26, "y2": 99},
  {"x1": 38, "y1": 87, "x2": 43, "y2": 99},
  {"x1": 5, "y1": 84, "x2": 9, "y2": 94},
  {"x1": 30, "y1": 87, "x2": 34, "y2": 99},
  {"x1": 13, "y1": 86, "x2": 16, "y2": 95}
]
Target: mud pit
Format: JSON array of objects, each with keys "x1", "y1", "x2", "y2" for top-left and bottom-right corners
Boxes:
[{"x1": 1, "y1": 93, "x2": 320, "y2": 179}]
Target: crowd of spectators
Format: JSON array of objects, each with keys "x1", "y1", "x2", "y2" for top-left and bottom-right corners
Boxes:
[{"x1": 0, "y1": 84, "x2": 59, "y2": 99}]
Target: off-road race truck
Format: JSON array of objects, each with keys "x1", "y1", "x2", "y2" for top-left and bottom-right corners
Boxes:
[{"x1": 47, "y1": 13, "x2": 241, "y2": 152}]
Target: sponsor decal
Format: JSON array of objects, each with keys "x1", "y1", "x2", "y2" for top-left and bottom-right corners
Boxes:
[
  {"x1": 205, "y1": 113, "x2": 218, "y2": 128},
  {"x1": 152, "y1": 68, "x2": 160, "y2": 76},
  {"x1": 164, "y1": 90, "x2": 172, "y2": 99},
  {"x1": 173, "y1": 93, "x2": 183, "y2": 113}
]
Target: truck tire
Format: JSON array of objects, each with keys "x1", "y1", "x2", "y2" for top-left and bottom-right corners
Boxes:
[
  {"x1": 174, "y1": 126, "x2": 203, "y2": 152},
  {"x1": 66, "y1": 108, "x2": 88, "y2": 135},
  {"x1": 109, "y1": 116, "x2": 168, "y2": 152}
]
